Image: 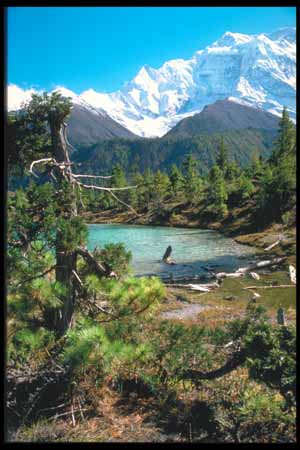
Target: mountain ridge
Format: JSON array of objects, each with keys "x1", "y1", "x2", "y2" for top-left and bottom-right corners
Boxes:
[
  {"x1": 72, "y1": 99, "x2": 281, "y2": 175},
  {"x1": 166, "y1": 98, "x2": 280, "y2": 138},
  {"x1": 8, "y1": 27, "x2": 295, "y2": 138}
]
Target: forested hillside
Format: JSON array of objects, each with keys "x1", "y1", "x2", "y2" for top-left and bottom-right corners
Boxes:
[{"x1": 72, "y1": 128, "x2": 276, "y2": 176}]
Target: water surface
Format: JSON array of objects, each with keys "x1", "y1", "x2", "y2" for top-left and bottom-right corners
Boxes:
[{"x1": 87, "y1": 224, "x2": 256, "y2": 279}]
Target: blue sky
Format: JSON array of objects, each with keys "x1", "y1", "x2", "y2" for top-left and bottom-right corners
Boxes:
[{"x1": 7, "y1": 6, "x2": 296, "y2": 94}]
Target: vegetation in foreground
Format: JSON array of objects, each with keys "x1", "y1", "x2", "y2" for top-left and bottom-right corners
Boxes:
[{"x1": 6, "y1": 94, "x2": 296, "y2": 442}]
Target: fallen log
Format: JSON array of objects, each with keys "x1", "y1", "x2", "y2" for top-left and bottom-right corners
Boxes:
[
  {"x1": 216, "y1": 272, "x2": 244, "y2": 279},
  {"x1": 249, "y1": 272, "x2": 260, "y2": 280},
  {"x1": 264, "y1": 237, "x2": 282, "y2": 251},
  {"x1": 244, "y1": 285, "x2": 295, "y2": 290},
  {"x1": 165, "y1": 282, "x2": 219, "y2": 292},
  {"x1": 236, "y1": 257, "x2": 286, "y2": 273}
]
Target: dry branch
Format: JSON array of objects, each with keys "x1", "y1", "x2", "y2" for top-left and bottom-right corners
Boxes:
[
  {"x1": 183, "y1": 350, "x2": 246, "y2": 382},
  {"x1": 75, "y1": 247, "x2": 110, "y2": 277},
  {"x1": 72, "y1": 174, "x2": 113, "y2": 180}
]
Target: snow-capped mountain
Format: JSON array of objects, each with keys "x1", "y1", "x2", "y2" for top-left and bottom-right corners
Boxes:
[{"x1": 8, "y1": 27, "x2": 296, "y2": 138}]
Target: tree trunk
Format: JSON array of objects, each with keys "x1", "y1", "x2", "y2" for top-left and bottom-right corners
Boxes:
[
  {"x1": 48, "y1": 120, "x2": 77, "y2": 335},
  {"x1": 53, "y1": 244, "x2": 77, "y2": 335}
]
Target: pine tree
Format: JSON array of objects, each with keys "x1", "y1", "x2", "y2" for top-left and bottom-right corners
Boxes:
[
  {"x1": 111, "y1": 164, "x2": 127, "y2": 188},
  {"x1": 111, "y1": 165, "x2": 128, "y2": 210},
  {"x1": 143, "y1": 168, "x2": 155, "y2": 205},
  {"x1": 271, "y1": 107, "x2": 295, "y2": 165},
  {"x1": 7, "y1": 93, "x2": 136, "y2": 336},
  {"x1": 236, "y1": 173, "x2": 255, "y2": 202},
  {"x1": 216, "y1": 137, "x2": 229, "y2": 174},
  {"x1": 208, "y1": 165, "x2": 228, "y2": 217},
  {"x1": 169, "y1": 164, "x2": 185, "y2": 199},
  {"x1": 257, "y1": 108, "x2": 296, "y2": 222},
  {"x1": 152, "y1": 170, "x2": 170, "y2": 205},
  {"x1": 182, "y1": 155, "x2": 203, "y2": 205}
]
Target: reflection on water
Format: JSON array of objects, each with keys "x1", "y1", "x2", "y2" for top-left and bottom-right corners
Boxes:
[{"x1": 87, "y1": 224, "x2": 256, "y2": 278}]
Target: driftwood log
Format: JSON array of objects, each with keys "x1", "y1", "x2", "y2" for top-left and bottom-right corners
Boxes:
[
  {"x1": 236, "y1": 257, "x2": 286, "y2": 274},
  {"x1": 165, "y1": 282, "x2": 219, "y2": 292},
  {"x1": 244, "y1": 285, "x2": 295, "y2": 290},
  {"x1": 216, "y1": 272, "x2": 244, "y2": 279},
  {"x1": 264, "y1": 236, "x2": 283, "y2": 252},
  {"x1": 289, "y1": 265, "x2": 296, "y2": 284},
  {"x1": 162, "y1": 245, "x2": 176, "y2": 265}
]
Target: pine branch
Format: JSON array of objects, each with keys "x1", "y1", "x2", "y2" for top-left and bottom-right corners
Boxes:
[{"x1": 16, "y1": 265, "x2": 56, "y2": 287}]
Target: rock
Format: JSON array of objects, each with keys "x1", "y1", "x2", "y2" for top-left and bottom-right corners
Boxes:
[{"x1": 224, "y1": 295, "x2": 237, "y2": 301}]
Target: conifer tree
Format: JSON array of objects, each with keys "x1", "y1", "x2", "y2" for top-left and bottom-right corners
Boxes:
[
  {"x1": 143, "y1": 168, "x2": 155, "y2": 204},
  {"x1": 216, "y1": 137, "x2": 229, "y2": 174},
  {"x1": 208, "y1": 165, "x2": 228, "y2": 217},
  {"x1": 169, "y1": 164, "x2": 185, "y2": 199},
  {"x1": 7, "y1": 92, "x2": 136, "y2": 336},
  {"x1": 257, "y1": 108, "x2": 296, "y2": 222},
  {"x1": 271, "y1": 107, "x2": 295, "y2": 165},
  {"x1": 152, "y1": 170, "x2": 170, "y2": 205},
  {"x1": 182, "y1": 155, "x2": 203, "y2": 205},
  {"x1": 111, "y1": 164, "x2": 128, "y2": 210}
]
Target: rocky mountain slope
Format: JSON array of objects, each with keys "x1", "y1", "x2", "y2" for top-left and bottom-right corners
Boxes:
[{"x1": 166, "y1": 99, "x2": 280, "y2": 138}]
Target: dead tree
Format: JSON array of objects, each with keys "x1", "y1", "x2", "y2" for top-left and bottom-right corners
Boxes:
[
  {"x1": 162, "y1": 245, "x2": 176, "y2": 265},
  {"x1": 29, "y1": 121, "x2": 136, "y2": 336}
]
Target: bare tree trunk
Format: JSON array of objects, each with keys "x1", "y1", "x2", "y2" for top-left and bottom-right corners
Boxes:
[{"x1": 48, "y1": 119, "x2": 77, "y2": 335}]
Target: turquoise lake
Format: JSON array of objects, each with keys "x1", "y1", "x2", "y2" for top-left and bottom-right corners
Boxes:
[{"x1": 87, "y1": 224, "x2": 256, "y2": 279}]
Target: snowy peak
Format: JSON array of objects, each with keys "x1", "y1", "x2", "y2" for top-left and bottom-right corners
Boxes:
[
  {"x1": 53, "y1": 86, "x2": 110, "y2": 117},
  {"x1": 81, "y1": 26, "x2": 295, "y2": 136},
  {"x1": 267, "y1": 27, "x2": 296, "y2": 43},
  {"x1": 8, "y1": 27, "x2": 296, "y2": 138},
  {"x1": 212, "y1": 31, "x2": 253, "y2": 47}
]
